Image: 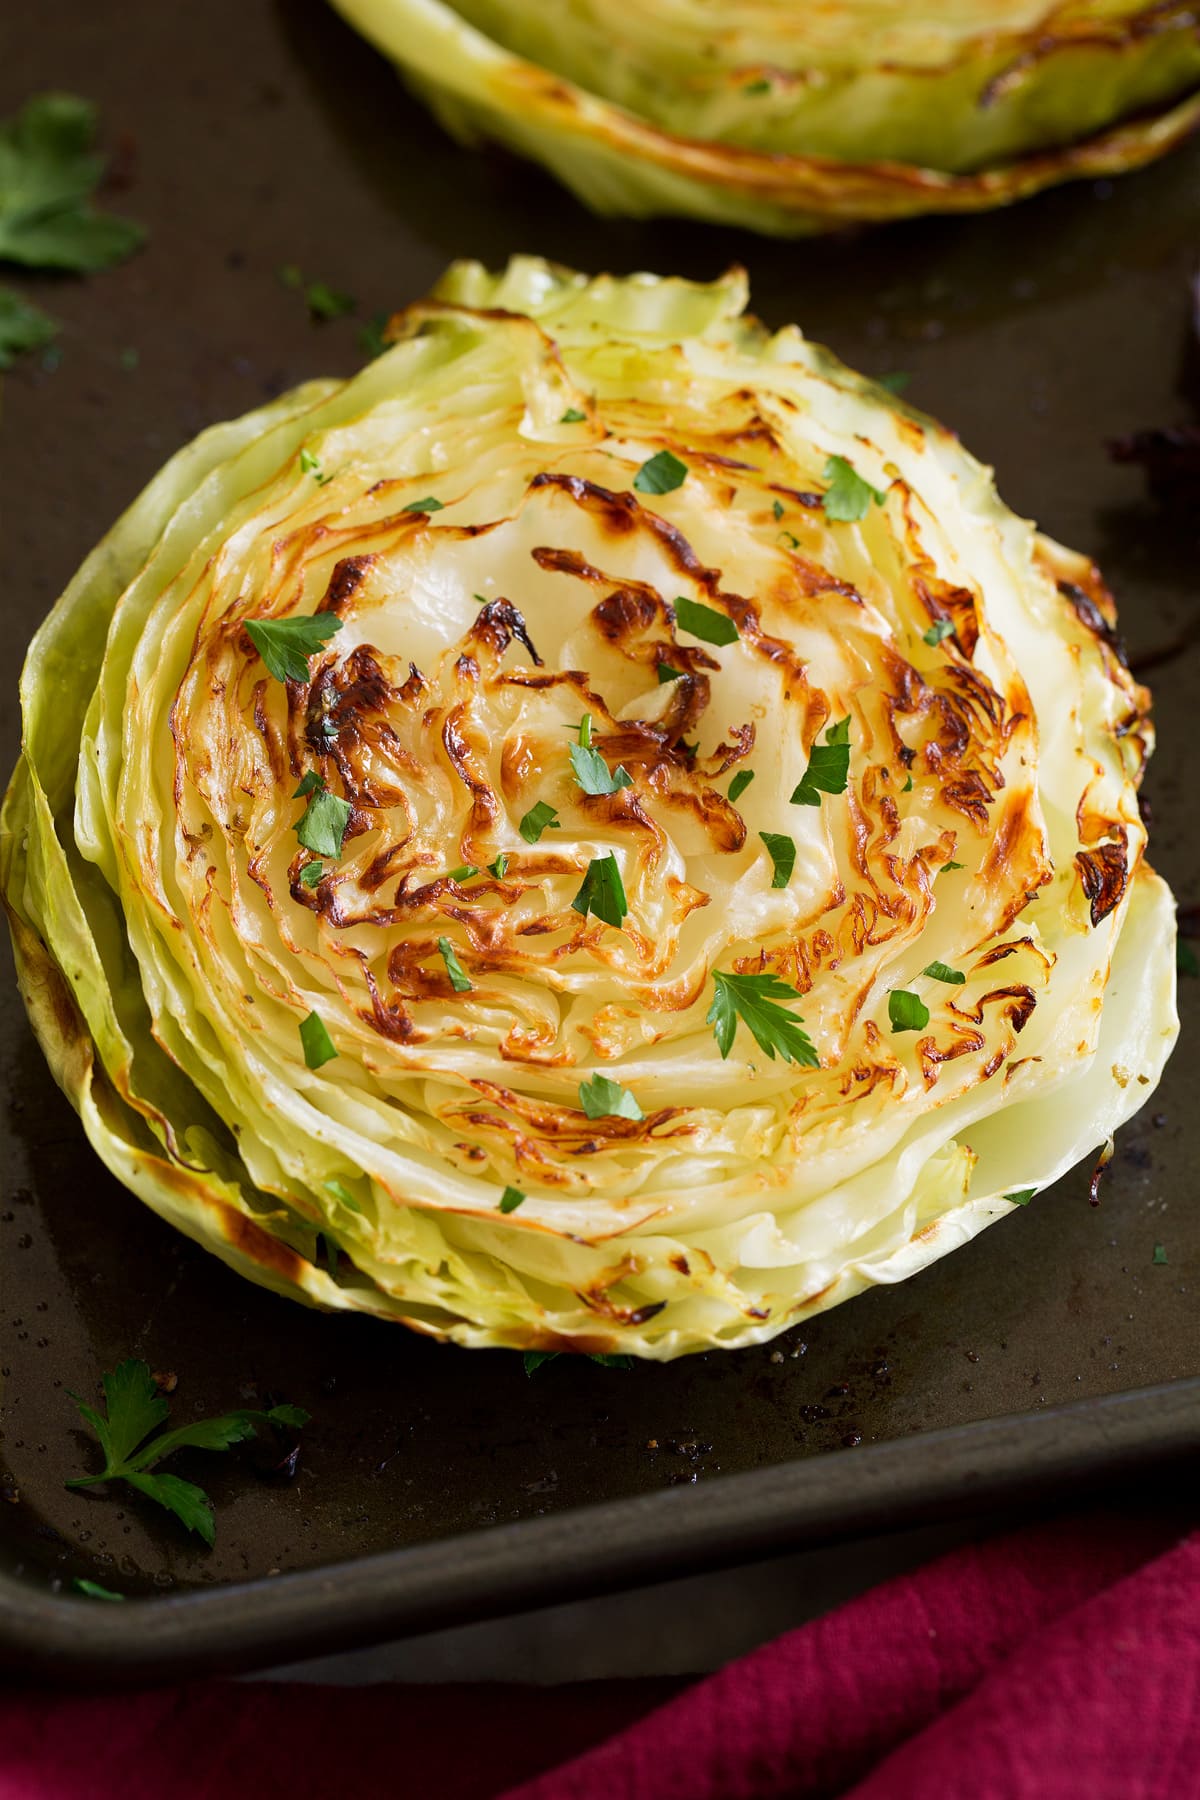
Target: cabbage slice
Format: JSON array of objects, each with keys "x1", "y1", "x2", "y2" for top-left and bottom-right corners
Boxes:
[
  {"x1": 1, "y1": 259, "x2": 1177, "y2": 1357},
  {"x1": 328, "y1": 0, "x2": 1200, "y2": 232}
]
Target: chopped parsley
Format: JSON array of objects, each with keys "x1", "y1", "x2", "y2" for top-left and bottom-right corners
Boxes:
[
  {"x1": 519, "y1": 802, "x2": 560, "y2": 844},
  {"x1": 674, "y1": 595, "x2": 738, "y2": 647},
  {"x1": 300, "y1": 1010, "x2": 338, "y2": 1069},
  {"x1": 878, "y1": 371, "x2": 911, "y2": 394},
  {"x1": 707, "y1": 970, "x2": 818, "y2": 1065},
  {"x1": 295, "y1": 777, "x2": 352, "y2": 858},
  {"x1": 822, "y1": 456, "x2": 887, "y2": 524},
  {"x1": 772, "y1": 499, "x2": 784, "y2": 521},
  {"x1": 759, "y1": 831, "x2": 796, "y2": 888},
  {"x1": 939, "y1": 860, "x2": 965, "y2": 874},
  {"x1": 571, "y1": 853, "x2": 628, "y2": 928},
  {"x1": 73, "y1": 1578, "x2": 124, "y2": 1601},
  {"x1": 1153, "y1": 1243, "x2": 1168, "y2": 1264},
  {"x1": 743, "y1": 78, "x2": 772, "y2": 95},
  {"x1": 560, "y1": 407, "x2": 587, "y2": 424},
  {"x1": 437, "y1": 937, "x2": 472, "y2": 993},
  {"x1": 922, "y1": 960, "x2": 966, "y2": 985},
  {"x1": 791, "y1": 716, "x2": 851, "y2": 807},
  {"x1": 65, "y1": 1358, "x2": 309, "y2": 1546},
  {"x1": 923, "y1": 618, "x2": 955, "y2": 647},
  {"x1": 446, "y1": 864, "x2": 478, "y2": 883},
  {"x1": 246, "y1": 612, "x2": 342, "y2": 683},
  {"x1": 578, "y1": 1073, "x2": 643, "y2": 1120},
  {"x1": 499, "y1": 1186, "x2": 526, "y2": 1213},
  {"x1": 657, "y1": 663, "x2": 683, "y2": 684},
  {"x1": 357, "y1": 313, "x2": 389, "y2": 359},
  {"x1": 488, "y1": 853, "x2": 509, "y2": 879},
  {"x1": 524, "y1": 1351, "x2": 635, "y2": 1376},
  {"x1": 0, "y1": 287, "x2": 57, "y2": 368},
  {"x1": 299, "y1": 860, "x2": 324, "y2": 889},
  {"x1": 888, "y1": 990, "x2": 930, "y2": 1033},
  {"x1": 402, "y1": 495, "x2": 444, "y2": 514},
  {"x1": 298, "y1": 447, "x2": 331, "y2": 485},
  {"x1": 570, "y1": 714, "x2": 633, "y2": 796},
  {"x1": 324, "y1": 1179, "x2": 362, "y2": 1213},
  {"x1": 304, "y1": 279, "x2": 355, "y2": 322},
  {"x1": 632, "y1": 449, "x2": 688, "y2": 495},
  {"x1": 728, "y1": 769, "x2": 755, "y2": 804},
  {"x1": 1006, "y1": 1189, "x2": 1037, "y2": 1206},
  {"x1": 902, "y1": 774, "x2": 914, "y2": 793}
]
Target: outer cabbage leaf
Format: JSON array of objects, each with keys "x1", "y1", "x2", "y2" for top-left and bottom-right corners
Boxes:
[
  {"x1": 326, "y1": 0, "x2": 1200, "y2": 232},
  {"x1": 1, "y1": 258, "x2": 1178, "y2": 1358}
]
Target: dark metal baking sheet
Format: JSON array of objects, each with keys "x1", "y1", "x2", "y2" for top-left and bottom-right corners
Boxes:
[{"x1": 0, "y1": 0, "x2": 1197, "y2": 1682}]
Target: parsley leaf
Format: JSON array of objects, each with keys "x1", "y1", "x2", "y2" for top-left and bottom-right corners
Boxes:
[
  {"x1": 437, "y1": 936, "x2": 472, "y2": 992},
  {"x1": 791, "y1": 716, "x2": 851, "y2": 807},
  {"x1": 325, "y1": 1179, "x2": 363, "y2": 1213},
  {"x1": 822, "y1": 456, "x2": 887, "y2": 524},
  {"x1": 499, "y1": 1186, "x2": 526, "y2": 1213},
  {"x1": 65, "y1": 1359, "x2": 309, "y2": 1545},
  {"x1": 299, "y1": 860, "x2": 324, "y2": 889},
  {"x1": 571, "y1": 853, "x2": 628, "y2": 928},
  {"x1": 74, "y1": 1578, "x2": 124, "y2": 1601},
  {"x1": 878, "y1": 371, "x2": 911, "y2": 394},
  {"x1": 560, "y1": 407, "x2": 587, "y2": 424},
  {"x1": 305, "y1": 279, "x2": 354, "y2": 322},
  {"x1": 888, "y1": 990, "x2": 930, "y2": 1033},
  {"x1": 357, "y1": 313, "x2": 389, "y2": 359},
  {"x1": 772, "y1": 499, "x2": 784, "y2": 521},
  {"x1": 293, "y1": 770, "x2": 324, "y2": 798},
  {"x1": 1006, "y1": 1189, "x2": 1037, "y2": 1207},
  {"x1": 523, "y1": 1351, "x2": 635, "y2": 1376},
  {"x1": 0, "y1": 286, "x2": 57, "y2": 367},
  {"x1": 519, "y1": 802, "x2": 560, "y2": 844},
  {"x1": 902, "y1": 775, "x2": 914, "y2": 793},
  {"x1": 1153, "y1": 1243, "x2": 1168, "y2": 1264},
  {"x1": 922, "y1": 960, "x2": 965, "y2": 985},
  {"x1": 939, "y1": 860, "x2": 965, "y2": 874},
  {"x1": 657, "y1": 663, "x2": 683, "y2": 684},
  {"x1": 569, "y1": 715, "x2": 633, "y2": 796},
  {"x1": 295, "y1": 779, "x2": 352, "y2": 858},
  {"x1": 488, "y1": 853, "x2": 509, "y2": 879},
  {"x1": 743, "y1": 78, "x2": 772, "y2": 95},
  {"x1": 245, "y1": 613, "x2": 342, "y2": 684},
  {"x1": 674, "y1": 595, "x2": 738, "y2": 647},
  {"x1": 446, "y1": 864, "x2": 478, "y2": 883},
  {"x1": 759, "y1": 831, "x2": 796, "y2": 888},
  {"x1": 0, "y1": 94, "x2": 144, "y2": 273},
  {"x1": 402, "y1": 495, "x2": 443, "y2": 514},
  {"x1": 707, "y1": 970, "x2": 818, "y2": 1065},
  {"x1": 300, "y1": 1010, "x2": 338, "y2": 1069},
  {"x1": 633, "y1": 449, "x2": 687, "y2": 495},
  {"x1": 728, "y1": 769, "x2": 754, "y2": 804},
  {"x1": 578, "y1": 1073, "x2": 643, "y2": 1120},
  {"x1": 923, "y1": 618, "x2": 955, "y2": 647}
]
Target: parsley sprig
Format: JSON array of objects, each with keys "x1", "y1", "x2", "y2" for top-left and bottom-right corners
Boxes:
[
  {"x1": 294, "y1": 772, "x2": 352, "y2": 859},
  {"x1": 707, "y1": 970, "x2": 818, "y2": 1065},
  {"x1": 822, "y1": 456, "x2": 887, "y2": 523},
  {"x1": 66, "y1": 1360, "x2": 309, "y2": 1545},
  {"x1": 0, "y1": 94, "x2": 144, "y2": 272}
]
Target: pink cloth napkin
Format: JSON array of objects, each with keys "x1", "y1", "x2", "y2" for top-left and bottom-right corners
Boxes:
[{"x1": 1, "y1": 1508, "x2": 1195, "y2": 1799}]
